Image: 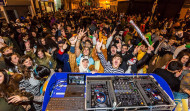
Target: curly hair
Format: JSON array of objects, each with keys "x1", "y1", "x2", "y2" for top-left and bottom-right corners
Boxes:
[
  {"x1": 0, "y1": 70, "x2": 21, "y2": 100},
  {"x1": 18, "y1": 55, "x2": 34, "y2": 79}
]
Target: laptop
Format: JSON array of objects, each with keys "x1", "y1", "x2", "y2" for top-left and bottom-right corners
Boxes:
[{"x1": 64, "y1": 74, "x2": 85, "y2": 97}]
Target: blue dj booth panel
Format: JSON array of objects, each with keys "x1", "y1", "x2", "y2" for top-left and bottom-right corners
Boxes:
[{"x1": 42, "y1": 73, "x2": 174, "y2": 111}]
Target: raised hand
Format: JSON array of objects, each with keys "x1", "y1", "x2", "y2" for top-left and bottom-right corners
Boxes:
[
  {"x1": 93, "y1": 31, "x2": 98, "y2": 38},
  {"x1": 111, "y1": 28, "x2": 117, "y2": 36},
  {"x1": 133, "y1": 46, "x2": 140, "y2": 55},
  {"x1": 147, "y1": 43, "x2": 154, "y2": 54},
  {"x1": 96, "y1": 40, "x2": 103, "y2": 53},
  {"x1": 69, "y1": 36, "x2": 77, "y2": 46},
  {"x1": 78, "y1": 29, "x2": 87, "y2": 40}
]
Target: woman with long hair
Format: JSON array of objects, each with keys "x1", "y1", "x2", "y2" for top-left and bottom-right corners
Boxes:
[
  {"x1": 0, "y1": 69, "x2": 33, "y2": 111},
  {"x1": 176, "y1": 50, "x2": 190, "y2": 80},
  {"x1": 176, "y1": 50, "x2": 190, "y2": 68},
  {"x1": 35, "y1": 47, "x2": 57, "y2": 70},
  {"x1": 18, "y1": 55, "x2": 42, "y2": 111},
  {"x1": 4, "y1": 53, "x2": 20, "y2": 73}
]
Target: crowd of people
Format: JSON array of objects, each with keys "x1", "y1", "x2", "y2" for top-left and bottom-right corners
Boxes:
[{"x1": 0, "y1": 7, "x2": 189, "y2": 111}]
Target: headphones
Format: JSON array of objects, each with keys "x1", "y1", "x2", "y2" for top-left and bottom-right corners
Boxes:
[
  {"x1": 34, "y1": 65, "x2": 40, "y2": 78},
  {"x1": 33, "y1": 65, "x2": 48, "y2": 79}
]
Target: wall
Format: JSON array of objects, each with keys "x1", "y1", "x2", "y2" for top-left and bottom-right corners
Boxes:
[
  {"x1": 7, "y1": 0, "x2": 30, "y2": 5},
  {"x1": 117, "y1": 1, "x2": 129, "y2": 13},
  {"x1": 129, "y1": 0, "x2": 185, "y2": 19}
]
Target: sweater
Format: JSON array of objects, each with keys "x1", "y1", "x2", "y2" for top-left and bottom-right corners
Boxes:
[
  {"x1": 0, "y1": 98, "x2": 25, "y2": 111},
  {"x1": 97, "y1": 52, "x2": 124, "y2": 73}
]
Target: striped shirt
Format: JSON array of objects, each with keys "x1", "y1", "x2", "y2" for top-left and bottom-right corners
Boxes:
[{"x1": 97, "y1": 52, "x2": 124, "y2": 73}]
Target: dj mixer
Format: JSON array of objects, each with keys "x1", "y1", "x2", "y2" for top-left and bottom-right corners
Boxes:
[
  {"x1": 45, "y1": 74, "x2": 176, "y2": 111},
  {"x1": 85, "y1": 75, "x2": 176, "y2": 110}
]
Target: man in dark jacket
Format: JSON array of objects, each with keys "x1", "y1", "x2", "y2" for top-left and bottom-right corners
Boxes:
[{"x1": 153, "y1": 61, "x2": 183, "y2": 92}]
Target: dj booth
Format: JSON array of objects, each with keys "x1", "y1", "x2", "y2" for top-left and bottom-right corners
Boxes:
[{"x1": 42, "y1": 73, "x2": 176, "y2": 111}]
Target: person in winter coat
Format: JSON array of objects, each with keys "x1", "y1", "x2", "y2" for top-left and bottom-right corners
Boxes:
[{"x1": 35, "y1": 47, "x2": 57, "y2": 70}]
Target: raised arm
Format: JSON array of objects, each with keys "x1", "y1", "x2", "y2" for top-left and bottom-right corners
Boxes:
[
  {"x1": 137, "y1": 44, "x2": 154, "y2": 69},
  {"x1": 69, "y1": 36, "x2": 77, "y2": 53},
  {"x1": 106, "y1": 28, "x2": 116, "y2": 49},
  {"x1": 92, "y1": 31, "x2": 98, "y2": 46},
  {"x1": 96, "y1": 40, "x2": 108, "y2": 68},
  {"x1": 75, "y1": 29, "x2": 87, "y2": 57}
]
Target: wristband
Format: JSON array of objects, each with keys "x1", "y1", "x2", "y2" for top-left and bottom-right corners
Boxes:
[{"x1": 7, "y1": 71, "x2": 11, "y2": 75}]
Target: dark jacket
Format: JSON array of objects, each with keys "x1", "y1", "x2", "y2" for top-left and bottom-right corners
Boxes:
[
  {"x1": 121, "y1": 52, "x2": 153, "y2": 73},
  {"x1": 153, "y1": 68, "x2": 181, "y2": 92},
  {"x1": 56, "y1": 52, "x2": 71, "y2": 72}
]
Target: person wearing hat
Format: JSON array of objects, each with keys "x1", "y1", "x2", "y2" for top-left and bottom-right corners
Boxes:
[
  {"x1": 75, "y1": 29, "x2": 94, "y2": 67},
  {"x1": 79, "y1": 56, "x2": 90, "y2": 73},
  {"x1": 56, "y1": 39, "x2": 71, "y2": 72}
]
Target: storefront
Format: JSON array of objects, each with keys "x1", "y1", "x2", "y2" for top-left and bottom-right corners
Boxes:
[
  {"x1": 0, "y1": 0, "x2": 31, "y2": 23},
  {"x1": 110, "y1": 0, "x2": 117, "y2": 12},
  {"x1": 39, "y1": 0, "x2": 55, "y2": 13},
  {"x1": 72, "y1": 0, "x2": 80, "y2": 9},
  {"x1": 99, "y1": 0, "x2": 110, "y2": 9}
]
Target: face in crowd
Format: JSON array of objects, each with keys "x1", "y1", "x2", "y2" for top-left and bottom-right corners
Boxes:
[
  {"x1": 168, "y1": 38, "x2": 175, "y2": 45},
  {"x1": 37, "y1": 51, "x2": 45, "y2": 59},
  {"x1": 41, "y1": 38, "x2": 46, "y2": 46},
  {"x1": 83, "y1": 47, "x2": 90, "y2": 56},
  {"x1": 32, "y1": 32, "x2": 37, "y2": 37},
  {"x1": 43, "y1": 28, "x2": 47, "y2": 33},
  {"x1": 3, "y1": 47, "x2": 13, "y2": 55},
  {"x1": 84, "y1": 41, "x2": 92, "y2": 48},
  {"x1": 111, "y1": 45, "x2": 117, "y2": 55},
  {"x1": 22, "y1": 57, "x2": 33, "y2": 68},
  {"x1": 82, "y1": 59, "x2": 89, "y2": 68},
  {"x1": 140, "y1": 44, "x2": 147, "y2": 52},
  {"x1": 21, "y1": 28, "x2": 26, "y2": 34},
  {"x1": 51, "y1": 28, "x2": 56, "y2": 34},
  {"x1": 11, "y1": 54, "x2": 19, "y2": 65},
  {"x1": 122, "y1": 45, "x2": 128, "y2": 54},
  {"x1": 112, "y1": 55, "x2": 122, "y2": 69},
  {"x1": 181, "y1": 55, "x2": 189, "y2": 65}
]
